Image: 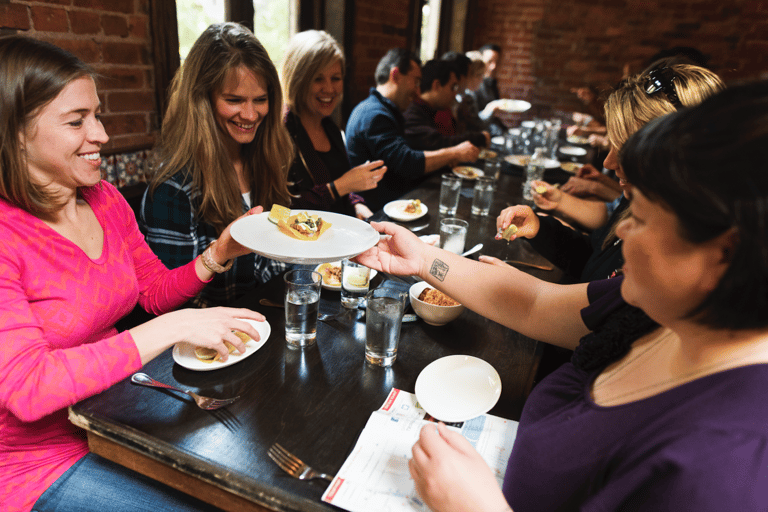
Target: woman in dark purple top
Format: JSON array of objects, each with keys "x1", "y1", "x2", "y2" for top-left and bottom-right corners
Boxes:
[
  {"x1": 356, "y1": 82, "x2": 768, "y2": 511},
  {"x1": 281, "y1": 30, "x2": 386, "y2": 219}
]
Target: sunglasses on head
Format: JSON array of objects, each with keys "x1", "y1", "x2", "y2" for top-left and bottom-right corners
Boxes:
[{"x1": 644, "y1": 67, "x2": 683, "y2": 109}]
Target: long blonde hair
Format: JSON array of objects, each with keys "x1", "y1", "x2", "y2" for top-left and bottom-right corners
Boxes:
[
  {"x1": 281, "y1": 30, "x2": 345, "y2": 118},
  {"x1": 150, "y1": 22, "x2": 293, "y2": 233},
  {"x1": 602, "y1": 64, "x2": 725, "y2": 248}
]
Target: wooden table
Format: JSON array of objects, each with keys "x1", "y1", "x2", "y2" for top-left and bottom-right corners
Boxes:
[{"x1": 69, "y1": 159, "x2": 568, "y2": 512}]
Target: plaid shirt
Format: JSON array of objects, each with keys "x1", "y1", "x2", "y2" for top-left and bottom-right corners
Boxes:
[{"x1": 139, "y1": 171, "x2": 287, "y2": 307}]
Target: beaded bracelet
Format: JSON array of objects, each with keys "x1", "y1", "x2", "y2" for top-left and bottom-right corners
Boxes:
[{"x1": 201, "y1": 240, "x2": 233, "y2": 273}]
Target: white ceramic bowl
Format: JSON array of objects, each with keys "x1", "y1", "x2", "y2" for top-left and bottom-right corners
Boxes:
[{"x1": 409, "y1": 281, "x2": 465, "y2": 326}]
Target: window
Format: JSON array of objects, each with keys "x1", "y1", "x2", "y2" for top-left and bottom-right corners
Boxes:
[
  {"x1": 419, "y1": 0, "x2": 442, "y2": 62},
  {"x1": 253, "y1": 0, "x2": 295, "y2": 67},
  {"x1": 176, "y1": 0, "x2": 226, "y2": 61}
]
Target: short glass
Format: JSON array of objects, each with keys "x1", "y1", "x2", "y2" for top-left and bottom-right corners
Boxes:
[
  {"x1": 284, "y1": 270, "x2": 322, "y2": 348},
  {"x1": 365, "y1": 287, "x2": 408, "y2": 366},
  {"x1": 439, "y1": 218, "x2": 468, "y2": 254},
  {"x1": 340, "y1": 259, "x2": 371, "y2": 309},
  {"x1": 471, "y1": 176, "x2": 496, "y2": 216},
  {"x1": 439, "y1": 174, "x2": 462, "y2": 215},
  {"x1": 484, "y1": 159, "x2": 501, "y2": 180}
]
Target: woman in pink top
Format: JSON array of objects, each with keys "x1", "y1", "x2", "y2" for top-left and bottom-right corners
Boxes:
[{"x1": 0, "y1": 36, "x2": 264, "y2": 511}]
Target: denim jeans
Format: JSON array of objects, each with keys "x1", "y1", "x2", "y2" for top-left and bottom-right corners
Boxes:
[{"x1": 33, "y1": 453, "x2": 221, "y2": 512}]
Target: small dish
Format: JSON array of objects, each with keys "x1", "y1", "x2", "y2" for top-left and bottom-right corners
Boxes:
[
  {"x1": 452, "y1": 166, "x2": 484, "y2": 180},
  {"x1": 314, "y1": 261, "x2": 376, "y2": 291},
  {"x1": 504, "y1": 154, "x2": 560, "y2": 169},
  {"x1": 172, "y1": 319, "x2": 271, "y2": 371},
  {"x1": 383, "y1": 200, "x2": 428, "y2": 222},
  {"x1": 495, "y1": 99, "x2": 532, "y2": 113},
  {"x1": 415, "y1": 355, "x2": 502, "y2": 422},
  {"x1": 409, "y1": 281, "x2": 465, "y2": 326},
  {"x1": 559, "y1": 146, "x2": 587, "y2": 157}
]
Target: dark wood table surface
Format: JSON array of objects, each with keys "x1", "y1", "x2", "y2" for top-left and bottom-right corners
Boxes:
[{"x1": 69, "y1": 150, "x2": 579, "y2": 512}]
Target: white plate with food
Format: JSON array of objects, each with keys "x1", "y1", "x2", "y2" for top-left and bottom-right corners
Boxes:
[
  {"x1": 566, "y1": 134, "x2": 590, "y2": 145},
  {"x1": 383, "y1": 199, "x2": 428, "y2": 222},
  {"x1": 495, "y1": 99, "x2": 531, "y2": 113},
  {"x1": 230, "y1": 210, "x2": 380, "y2": 264},
  {"x1": 172, "y1": 318, "x2": 271, "y2": 371},
  {"x1": 559, "y1": 146, "x2": 587, "y2": 157},
  {"x1": 314, "y1": 261, "x2": 377, "y2": 291},
  {"x1": 504, "y1": 154, "x2": 560, "y2": 169},
  {"x1": 478, "y1": 148, "x2": 498, "y2": 160},
  {"x1": 560, "y1": 161, "x2": 582, "y2": 174},
  {"x1": 452, "y1": 166, "x2": 484, "y2": 180},
  {"x1": 415, "y1": 355, "x2": 502, "y2": 422}
]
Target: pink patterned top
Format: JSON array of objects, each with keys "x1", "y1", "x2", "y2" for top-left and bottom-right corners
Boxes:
[{"x1": 0, "y1": 182, "x2": 207, "y2": 512}]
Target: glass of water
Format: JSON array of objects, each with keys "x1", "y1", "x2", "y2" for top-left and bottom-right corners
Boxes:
[
  {"x1": 439, "y1": 174, "x2": 462, "y2": 215},
  {"x1": 365, "y1": 287, "x2": 408, "y2": 366},
  {"x1": 284, "y1": 269, "x2": 322, "y2": 348},
  {"x1": 341, "y1": 259, "x2": 371, "y2": 309},
  {"x1": 439, "y1": 218, "x2": 468, "y2": 254},
  {"x1": 471, "y1": 176, "x2": 496, "y2": 216}
]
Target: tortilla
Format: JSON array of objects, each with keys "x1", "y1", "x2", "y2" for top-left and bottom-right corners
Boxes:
[
  {"x1": 193, "y1": 338, "x2": 243, "y2": 364},
  {"x1": 277, "y1": 212, "x2": 332, "y2": 241}
]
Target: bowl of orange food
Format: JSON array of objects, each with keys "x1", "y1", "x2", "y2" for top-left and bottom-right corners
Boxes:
[{"x1": 409, "y1": 281, "x2": 465, "y2": 326}]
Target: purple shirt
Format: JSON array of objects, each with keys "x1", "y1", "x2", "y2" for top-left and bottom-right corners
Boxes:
[{"x1": 502, "y1": 278, "x2": 768, "y2": 511}]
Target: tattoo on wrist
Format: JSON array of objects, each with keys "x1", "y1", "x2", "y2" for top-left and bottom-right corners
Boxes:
[{"x1": 429, "y1": 259, "x2": 449, "y2": 281}]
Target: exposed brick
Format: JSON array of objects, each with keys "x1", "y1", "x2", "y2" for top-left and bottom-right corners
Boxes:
[
  {"x1": 128, "y1": 15, "x2": 148, "y2": 39},
  {"x1": 96, "y1": 66, "x2": 146, "y2": 89},
  {"x1": 69, "y1": 10, "x2": 101, "y2": 35},
  {"x1": 102, "y1": 14, "x2": 128, "y2": 37},
  {"x1": 103, "y1": 133, "x2": 155, "y2": 154},
  {"x1": 102, "y1": 41, "x2": 147, "y2": 65},
  {"x1": 100, "y1": 113, "x2": 148, "y2": 136},
  {"x1": 31, "y1": 5, "x2": 68, "y2": 32},
  {"x1": 0, "y1": 4, "x2": 30, "y2": 30},
  {"x1": 73, "y1": 0, "x2": 134, "y2": 14},
  {"x1": 106, "y1": 91, "x2": 153, "y2": 112},
  {"x1": 46, "y1": 37, "x2": 101, "y2": 63}
]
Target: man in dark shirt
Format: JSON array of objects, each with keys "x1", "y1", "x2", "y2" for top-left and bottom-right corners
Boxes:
[
  {"x1": 403, "y1": 59, "x2": 489, "y2": 151},
  {"x1": 346, "y1": 49, "x2": 480, "y2": 211},
  {"x1": 473, "y1": 43, "x2": 506, "y2": 135}
]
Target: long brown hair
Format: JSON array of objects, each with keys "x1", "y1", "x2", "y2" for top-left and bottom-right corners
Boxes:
[
  {"x1": 150, "y1": 22, "x2": 293, "y2": 233},
  {"x1": 0, "y1": 35, "x2": 95, "y2": 214}
]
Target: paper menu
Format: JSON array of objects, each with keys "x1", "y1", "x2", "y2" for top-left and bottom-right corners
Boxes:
[{"x1": 322, "y1": 388, "x2": 518, "y2": 512}]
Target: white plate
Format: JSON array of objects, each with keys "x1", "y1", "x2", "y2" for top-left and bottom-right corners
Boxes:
[
  {"x1": 172, "y1": 319, "x2": 271, "y2": 371},
  {"x1": 560, "y1": 162, "x2": 582, "y2": 174},
  {"x1": 491, "y1": 136, "x2": 505, "y2": 146},
  {"x1": 419, "y1": 234, "x2": 439, "y2": 246},
  {"x1": 496, "y1": 99, "x2": 531, "y2": 113},
  {"x1": 415, "y1": 355, "x2": 502, "y2": 422},
  {"x1": 230, "y1": 211, "x2": 380, "y2": 264},
  {"x1": 383, "y1": 200, "x2": 429, "y2": 222},
  {"x1": 559, "y1": 146, "x2": 587, "y2": 156},
  {"x1": 452, "y1": 166, "x2": 484, "y2": 180},
  {"x1": 504, "y1": 154, "x2": 560, "y2": 169},
  {"x1": 314, "y1": 261, "x2": 377, "y2": 291}
]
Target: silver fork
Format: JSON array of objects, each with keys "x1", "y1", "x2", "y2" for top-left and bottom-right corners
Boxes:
[
  {"x1": 130, "y1": 373, "x2": 239, "y2": 410},
  {"x1": 267, "y1": 443, "x2": 334, "y2": 482}
]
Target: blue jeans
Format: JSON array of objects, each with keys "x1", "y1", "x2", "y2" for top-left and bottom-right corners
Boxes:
[{"x1": 33, "y1": 453, "x2": 221, "y2": 512}]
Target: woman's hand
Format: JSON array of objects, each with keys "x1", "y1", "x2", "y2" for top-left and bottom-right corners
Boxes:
[
  {"x1": 214, "y1": 206, "x2": 263, "y2": 262},
  {"x1": 410, "y1": 423, "x2": 512, "y2": 512},
  {"x1": 530, "y1": 180, "x2": 562, "y2": 211},
  {"x1": 478, "y1": 255, "x2": 511, "y2": 268},
  {"x1": 353, "y1": 221, "x2": 430, "y2": 277},
  {"x1": 334, "y1": 160, "x2": 387, "y2": 196},
  {"x1": 495, "y1": 205, "x2": 540, "y2": 240},
  {"x1": 354, "y1": 203, "x2": 374, "y2": 220},
  {"x1": 130, "y1": 307, "x2": 266, "y2": 365}
]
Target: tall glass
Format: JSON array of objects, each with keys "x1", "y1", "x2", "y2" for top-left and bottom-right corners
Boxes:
[
  {"x1": 365, "y1": 287, "x2": 407, "y2": 366},
  {"x1": 471, "y1": 176, "x2": 496, "y2": 216},
  {"x1": 341, "y1": 259, "x2": 371, "y2": 309},
  {"x1": 284, "y1": 270, "x2": 322, "y2": 348},
  {"x1": 439, "y1": 174, "x2": 462, "y2": 215},
  {"x1": 439, "y1": 218, "x2": 468, "y2": 254}
]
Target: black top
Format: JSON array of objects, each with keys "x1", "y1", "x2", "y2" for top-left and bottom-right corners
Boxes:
[{"x1": 403, "y1": 98, "x2": 487, "y2": 150}]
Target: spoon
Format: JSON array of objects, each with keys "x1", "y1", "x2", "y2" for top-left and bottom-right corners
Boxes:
[{"x1": 461, "y1": 243, "x2": 483, "y2": 257}]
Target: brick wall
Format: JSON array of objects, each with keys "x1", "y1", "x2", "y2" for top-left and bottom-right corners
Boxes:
[
  {"x1": 470, "y1": 0, "x2": 768, "y2": 118},
  {"x1": 1, "y1": 0, "x2": 155, "y2": 155}
]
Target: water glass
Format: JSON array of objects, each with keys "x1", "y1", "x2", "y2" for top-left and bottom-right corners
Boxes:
[
  {"x1": 365, "y1": 287, "x2": 408, "y2": 366},
  {"x1": 284, "y1": 269, "x2": 322, "y2": 347},
  {"x1": 439, "y1": 218, "x2": 468, "y2": 254},
  {"x1": 340, "y1": 259, "x2": 371, "y2": 309},
  {"x1": 484, "y1": 159, "x2": 501, "y2": 180},
  {"x1": 439, "y1": 174, "x2": 462, "y2": 215},
  {"x1": 471, "y1": 176, "x2": 496, "y2": 216}
]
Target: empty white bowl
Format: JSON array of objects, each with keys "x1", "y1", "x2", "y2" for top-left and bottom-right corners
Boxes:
[{"x1": 409, "y1": 281, "x2": 465, "y2": 326}]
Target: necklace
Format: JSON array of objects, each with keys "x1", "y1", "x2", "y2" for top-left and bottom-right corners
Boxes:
[{"x1": 592, "y1": 327, "x2": 672, "y2": 390}]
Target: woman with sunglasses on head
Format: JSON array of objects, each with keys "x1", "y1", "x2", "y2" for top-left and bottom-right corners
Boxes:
[
  {"x1": 281, "y1": 30, "x2": 386, "y2": 220},
  {"x1": 357, "y1": 81, "x2": 768, "y2": 512},
  {"x1": 491, "y1": 64, "x2": 724, "y2": 282},
  {"x1": 141, "y1": 23, "x2": 293, "y2": 307},
  {"x1": 0, "y1": 35, "x2": 262, "y2": 512}
]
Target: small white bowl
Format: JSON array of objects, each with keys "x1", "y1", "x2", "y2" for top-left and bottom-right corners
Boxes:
[{"x1": 409, "y1": 281, "x2": 465, "y2": 326}]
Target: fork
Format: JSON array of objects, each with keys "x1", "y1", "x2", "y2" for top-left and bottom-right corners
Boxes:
[
  {"x1": 258, "y1": 298, "x2": 344, "y2": 324},
  {"x1": 130, "y1": 373, "x2": 239, "y2": 410},
  {"x1": 267, "y1": 443, "x2": 334, "y2": 482}
]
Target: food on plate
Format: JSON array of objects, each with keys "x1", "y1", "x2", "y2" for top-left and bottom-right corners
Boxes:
[
  {"x1": 268, "y1": 204, "x2": 291, "y2": 224},
  {"x1": 566, "y1": 134, "x2": 590, "y2": 145},
  {"x1": 478, "y1": 148, "x2": 497, "y2": 160},
  {"x1": 505, "y1": 155, "x2": 529, "y2": 167},
  {"x1": 560, "y1": 162, "x2": 581, "y2": 174},
  {"x1": 453, "y1": 166, "x2": 480, "y2": 178},
  {"x1": 403, "y1": 199, "x2": 422, "y2": 215},
  {"x1": 534, "y1": 185, "x2": 548, "y2": 195},
  {"x1": 502, "y1": 224, "x2": 519, "y2": 240},
  {"x1": 418, "y1": 287, "x2": 460, "y2": 307},
  {"x1": 317, "y1": 262, "x2": 342, "y2": 286},
  {"x1": 194, "y1": 337, "x2": 246, "y2": 363},
  {"x1": 277, "y1": 211, "x2": 332, "y2": 241}
]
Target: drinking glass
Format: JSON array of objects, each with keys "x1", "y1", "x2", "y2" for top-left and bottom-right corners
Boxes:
[
  {"x1": 484, "y1": 159, "x2": 501, "y2": 180},
  {"x1": 365, "y1": 287, "x2": 408, "y2": 366},
  {"x1": 284, "y1": 270, "x2": 322, "y2": 347},
  {"x1": 439, "y1": 174, "x2": 462, "y2": 215},
  {"x1": 340, "y1": 259, "x2": 371, "y2": 309},
  {"x1": 439, "y1": 218, "x2": 468, "y2": 254},
  {"x1": 471, "y1": 176, "x2": 496, "y2": 216}
]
